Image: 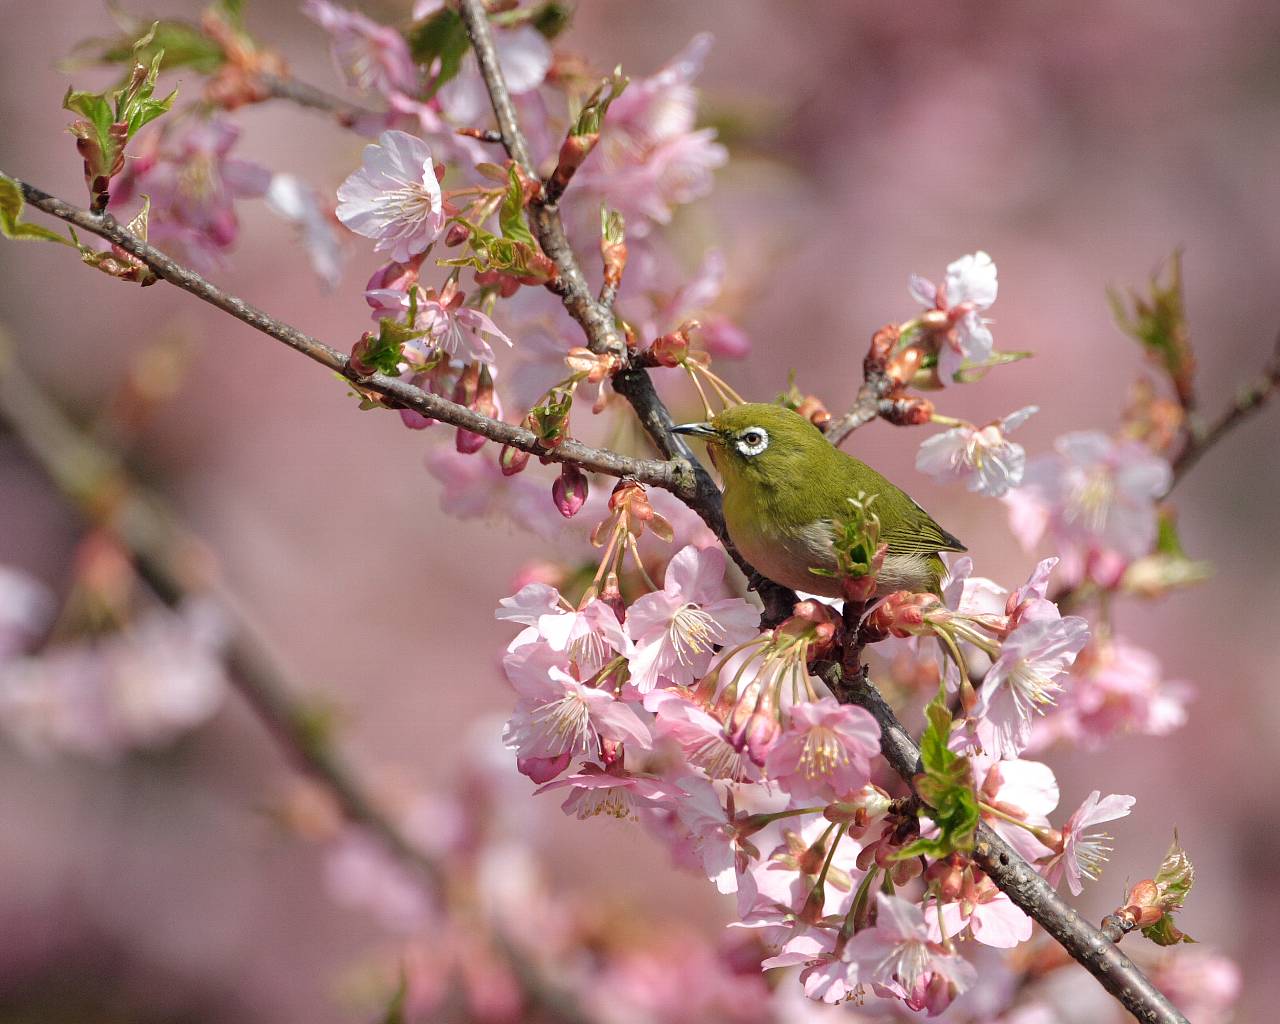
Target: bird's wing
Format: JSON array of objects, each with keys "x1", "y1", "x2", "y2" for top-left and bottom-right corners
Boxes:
[{"x1": 887, "y1": 496, "x2": 968, "y2": 555}]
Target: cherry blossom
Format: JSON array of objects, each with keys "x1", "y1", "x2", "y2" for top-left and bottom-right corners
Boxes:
[
  {"x1": 577, "y1": 35, "x2": 728, "y2": 231},
  {"x1": 764, "y1": 697, "x2": 880, "y2": 801},
  {"x1": 536, "y1": 763, "x2": 682, "y2": 821},
  {"x1": 368, "y1": 279, "x2": 513, "y2": 365},
  {"x1": 336, "y1": 130, "x2": 446, "y2": 263},
  {"x1": 112, "y1": 117, "x2": 270, "y2": 270},
  {"x1": 302, "y1": 0, "x2": 419, "y2": 98},
  {"x1": 623, "y1": 545, "x2": 758, "y2": 692},
  {"x1": 910, "y1": 251, "x2": 999, "y2": 381},
  {"x1": 916, "y1": 406, "x2": 1038, "y2": 497},
  {"x1": 436, "y1": 25, "x2": 551, "y2": 125},
  {"x1": 1033, "y1": 637, "x2": 1192, "y2": 750},
  {"x1": 264, "y1": 173, "x2": 344, "y2": 287},
  {"x1": 844, "y1": 892, "x2": 978, "y2": 1015},
  {"x1": 1009, "y1": 431, "x2": 1172, "y2": 584},
  {"x1": 975, "y1": 612, "x2": 1090, "y2": 759},
  {"x1": 1041, "y1": 790, "x2": 1136, "y2": 895},
  {"x1": 0, "y1": 566, "x2": 54, "y2": 661},
  {"x1": 926, "y1": 872, "x2": 1032, "y2": 948}
]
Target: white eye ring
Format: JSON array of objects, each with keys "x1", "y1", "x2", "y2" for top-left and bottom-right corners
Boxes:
[{"x1": 735, "y1": 427, "x2": 770, "y2": 457}]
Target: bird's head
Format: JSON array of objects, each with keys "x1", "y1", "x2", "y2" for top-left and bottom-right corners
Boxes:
[{"x1": 672, "y1": 403, "x2": 828, "y2": 490}]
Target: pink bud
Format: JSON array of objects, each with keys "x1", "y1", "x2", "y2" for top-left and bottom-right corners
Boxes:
[
  {"x1": 552, "y1": 464, "x2": 588, "y2": 518},
  {"x1": 516, "y1": 752, "x2": 571, "y2": 784},
  {"x1": 743, "y1": 710, "x2": 780, "y2": 766},
  {"x1": 499, "y1": 444, "x2": 531, "y2": 476}
]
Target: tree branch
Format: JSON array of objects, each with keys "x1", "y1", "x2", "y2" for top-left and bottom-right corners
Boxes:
[
  {"x1": 817, "y1": 663, "x2": 1187, "y2": 1024},
  {"x1": 1170, "y1": 329, "x2": 1280, "y2": 488},
  {"x1": 0, "y1": 345, "x2": 596, "y2": 1024},
  {"x1": 257, "y1": 72, "x2": 380, "y2": 127},
  {"x1": 454, "y1": 0, "x2": 799, "y2": 624},
  {"x1": 6, "y1": 177, "x2": 694, "y2": 497}
]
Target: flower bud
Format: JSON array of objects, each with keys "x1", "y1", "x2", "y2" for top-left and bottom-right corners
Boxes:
[
  {"x1": 552, "y1": 464, "x2": 588, "y2": 518},
  {"x1": 445, "y1": 222, "x2": 471, "y2": 247},
  {"x1": 349, "y1": 333, "x2": 377, "y2": 377},
  {"x1": 499, "y1": 443, "x2": 531, "y2": 476}
]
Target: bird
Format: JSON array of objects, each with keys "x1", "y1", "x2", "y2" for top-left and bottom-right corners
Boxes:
[{"x1": 672, "y1": 403, "x2": 965, "y2": 599}]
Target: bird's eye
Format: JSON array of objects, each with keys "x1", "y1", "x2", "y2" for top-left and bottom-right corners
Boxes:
[{"x1": 736, "y1": 427, "x2": 769, "y2": 456}]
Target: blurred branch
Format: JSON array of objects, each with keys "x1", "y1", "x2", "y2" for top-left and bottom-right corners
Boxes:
[
  {"x1": 0, "y1": 344, "x2": 595, "y2": 1024},
  {"x1": 4, "y1": 176, "x2": 694, "y2": 497},
  {"x1": 256, "y1": 72, "x2": 379, "y2": 127},
  {"x1": 454, "y1": 0, "x2": 799, "y2": 625},
  {"x1": 1170, "y1": 329, "x2": 1280, "y2": 488},
  {"x1": 817, "y1": 664, "x2": 1188, "y2": 1024}
]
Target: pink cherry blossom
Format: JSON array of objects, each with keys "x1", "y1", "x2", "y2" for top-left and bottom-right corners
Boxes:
[
  {"x1": 844, "y1": 893, "x2": 978, "y2": 1015},
  {"x1": 910, "y1": 251, "x2": 999, "y2": 381},
  {"x1": 1010, "y1": 431, "x2": 1172, "y2": 584},
  {"x1": 576, "y1": 35, "x2": 728, "y2": 231},
  {"x1": 0, "y1": 600, "x2": 227, "y2": 759},
  {"x1": 264, "y1": 173, "x2": 344, "y2": 287},
  {"x1": 498, "y1": 583, "x2": 630, "y2": 676},
  {"x1": 368, "y1": 279, "x2": 513, "y2": 365},
  {"x1": 764, "y1": 697, "x2": 880, "y2": 801},
  {"x1": 436, "y1": 25, "x2": 551, "y2": 125},
  {"x1": 336, "y1": 130, "x2": 446, "y2": 263},
  {"x1": 536, "y1": 763, "x2": 682, "y2": 821},
  {"x1": 975, "y1": 613, "x2": 1090, "y2": 759},
  {"x1": 324, "y1": 828, "x2": 435, "y2": 933},
  {"x1": 302, "y1": 0, "x2": 419, "y2": 98},
  {"x1": 645, "y1": 688, "x2": 758, "y2": 782},
  {"x1": 1042, "y1": 790, "x2": 1135, "y2": 896},
  {"x1": 1033, "y1": 637, "x2": 1192, "y2": 750},
  {"x1": 503, "y1": 662, "x2": 651, "y2": 766},
  {"x1": 926, "y1": 873, "x2": 1032, "y2": 948},
  {"x1": 624, "y1": 545, "x2": 759, "y2": 692},
  {"x1": 0, "y1": 566, "x2": 54, "y2": 661},
  {"x1": 112, "y1": 117, "x2": 271, "y2": 271},
  {"x1": 976, "y1": 756, "x2": 1059, "y2": 863},
  {"x1": 916, "y1": 406, "x2": 1037, "y2": 497}
]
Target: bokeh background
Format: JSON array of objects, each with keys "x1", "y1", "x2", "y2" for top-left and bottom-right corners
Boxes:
[{"x1": 2, "y1": 1, "x2": 1279, "y2": 1020}]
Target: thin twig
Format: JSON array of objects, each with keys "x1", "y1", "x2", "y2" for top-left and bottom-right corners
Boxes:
[
  {"x1": 257, "y1": 72, "x2": 379, "y2": 127},
  {"x1": 454, "y1": 0, "x2": 799, "y2": 624},
  {"x1": 0, "y1": 347, "x2": 595, "y2": 1024},
  {"x1": 817, "y1": 663, "x2": 1188, "y2": 1024},
  {"x1": 7, "y1": 177, "x2": 693, "y2": 498},
  {"x1": 1170, "y1": 330, "x2": 1280, "y2": 488}
]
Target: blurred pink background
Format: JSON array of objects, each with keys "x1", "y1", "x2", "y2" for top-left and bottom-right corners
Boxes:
[{"x1": 2, "y1": 1, "x2": 1279, "y2": 1020}]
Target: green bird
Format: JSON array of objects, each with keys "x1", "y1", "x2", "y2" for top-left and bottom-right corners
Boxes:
[{"x1": 672, "y1": 403, "x2": 966, "y2": 598}]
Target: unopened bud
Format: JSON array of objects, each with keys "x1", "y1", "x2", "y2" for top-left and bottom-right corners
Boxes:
[
  {"x1": 349, "y1": 333, "x2": 377, "y2": 377},
  {"x1": 885, "y1": 346, "x2": 924, "y2": 386},
  {"x1": 552, "y1": 463, "x2": 589, "y2": 518},
  {"x1": 445, "y1": 222, "x2": 471, "y2": 247},
  {"x1": 499, "y1": 443, "x2": 531, "y2": 476}
]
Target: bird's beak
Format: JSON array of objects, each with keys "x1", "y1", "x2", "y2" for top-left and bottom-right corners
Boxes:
[{"x1": 670, "y1": 421, "x2": 719, "y2": 439}]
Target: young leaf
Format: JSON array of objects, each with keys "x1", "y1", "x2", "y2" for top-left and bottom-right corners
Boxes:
[
  {"x1": 499, "y1": 165, "x2": 536, "y2": 246},
  {"x1": 0, "y1": 176, "x2": 75, "y2": 246},
  {"x1": 1109, "y1": 251, "x2": 1195, "y2": 407},
  {"x1": 896, "y1": 697, "x2": 979, "y2": 859},
  {"x1": 407, "y1": 7, "x2": 470, "y2": 94}
]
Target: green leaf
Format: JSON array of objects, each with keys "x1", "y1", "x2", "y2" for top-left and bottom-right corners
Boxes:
[
  {"x1": 529, "y1": 387, "x2": 574, "y2": 446},
  {"x1": 1109, "y1": 250, "x2": 1195, "y2": 406},
  {"x1": 1152, "y1": 831, "x2": 1195, "y2": 911},
  {"x1": 1141, "y1": 915, "x2": 1195, "y2": 946},
  {"x1": 571, "y1": 67, "x2": 628, "y2": 137},
  {"x1": 439, "y1": 221, "x2": 555, "y2": 282},
  {"x1": 951, "y1": 349, "x2": 1033, "y2": 384},
  {"x1": 530, "y1": 0, "x2": 574, "y2": 38},
  {"x1": 407, "y1": 7, "x2": 470, "y2": 93},
  {"x1": 499, "y1": 165, "x2": 536, "y2": 246},
  {"x1": 362, "y1": 318, "x2": 429, "y2": 376},
  {"x1": 896, "y1": 697, "x2": 979, "y2": 859},
  {"x1": 814, "y1": 492, "x2": 881, "y2": 580},
  {"x1": 63, "y1": 88, "x2": 114, "y2": 141},
  {"x1": 0, "y1": 176, "x2": 75, "y2": 246},
  {"x1": 67, "y1": 19, "x2": 227, "y2": 74}
]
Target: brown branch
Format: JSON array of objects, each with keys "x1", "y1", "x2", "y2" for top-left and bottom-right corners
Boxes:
[
  {"x1": 816, "y1": 663, "x2": 1187, "y2": 1024},
  {"x1": 1170, "y1": 330, "x2": 1280, "y2": 488},
  {"x1": 257, "y1": 72, "x2": 379, "y2": 127},
  {"x1": 7, "y1": 177, "x2": 693, "y2": 498},
  {"x1": 454, "y1": 0, "x2": 799, "y2": 625},
  {"x1": 0, "y1": 344, "x2": 595, "y2": 1024}
]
